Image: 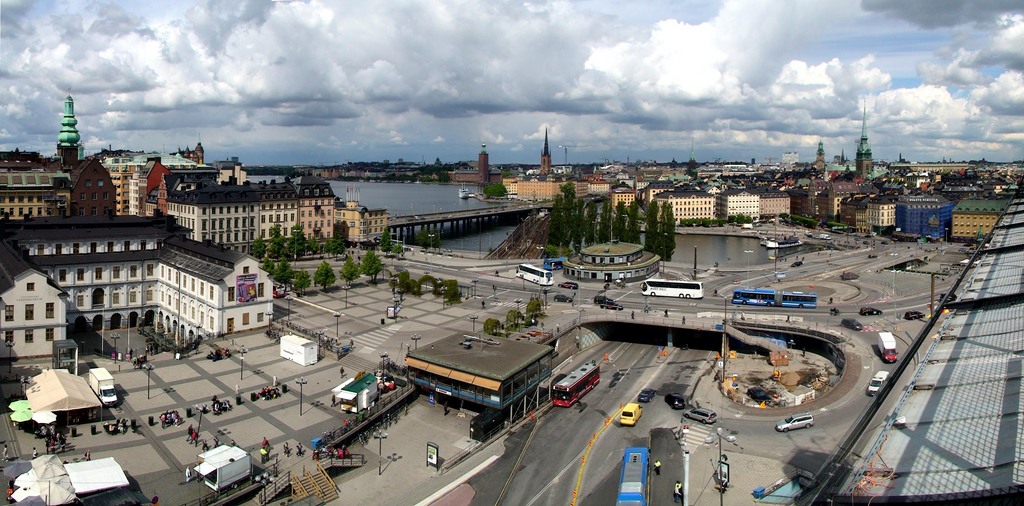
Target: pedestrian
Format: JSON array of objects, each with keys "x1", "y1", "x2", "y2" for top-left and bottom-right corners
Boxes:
[
  {"x1": 681, "y1": 316, "x2": 686, "y2": 325},
  {"x1": 2, "y1": 445, "x2": 7, "y2": 462},
  {"x1": 654, "y1": 459, "x2": 662, "y2": 475},
  {"x1": 631, "y1": 311, "x2": 635, "y2": 320},
  {"x1": 664, "y1": 309, "x2": 669, "y2": 317},
  {"x1": 331, "y1": 394, "x2": 337, "y2": 407},
  {"x1": 481, "y1": 300, "x2": 485, "y2": 309},
  {"x1": 185, "y1": 465, "x2": 192, "y2": 483},
  {"x1": 84, "y1": 450, "x2": 90, "y2": 461},
  {"x1": 32, "y1": 448, "x2": 37, "y2": 458},
  {"x1": 829, "y1": 297, "x2": 833, "y2": 305},
  {"x1": 673, "y1": 480, "x2": 682, "y2": 503}
]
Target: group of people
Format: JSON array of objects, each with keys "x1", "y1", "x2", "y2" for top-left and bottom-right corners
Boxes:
[
  {"x1": 206, "y1": 348, "x2": 232, "y2": 361},
  {"x1": 103, "y1": 418, "x2": 130, "y2": 435},
  {"x1": 159, "y1": 410, "x2": 183, "y2": 428},
  {"x1": 43, "y1": 429, "x2": 69, "y2": 453},
  {"x1": 210, "y1": 396, "x2": 232, "y2": 414},
  {"x1": 257, "y1": 386, "x2": 281, "y2": 400}
]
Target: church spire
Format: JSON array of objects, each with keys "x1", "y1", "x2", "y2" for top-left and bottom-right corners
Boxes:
[
  {"x1": 57, "y1": 94, "x2": 82, "y2": 166},
  {"x1": 540, "y1": 128, "x2": 552, "y2": 174},
  {"x1": 542, "y1": 128, "x2": 550, "y2": 157},
  {"x1": 855, "y1": 101, "x2": 873, "y2": 179}
]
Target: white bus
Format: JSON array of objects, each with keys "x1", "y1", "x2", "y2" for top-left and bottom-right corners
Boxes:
[
  {"x1": 516, "y1": 264, "x2": 554, "y2": 286},
  {"x1": 640, "y1": 278, "x2": 704, "y2": 299}
]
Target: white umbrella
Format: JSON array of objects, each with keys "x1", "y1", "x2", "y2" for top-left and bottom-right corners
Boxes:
[
  {"x1": 11, "y1": 475, "x2": 76, "y2": 505},
  {"x1": 30, "y1": 411, "x2": 57, "y2": 424},
  {"x1": 30, "y1": 455, "x2": 66, "y2": 481}
]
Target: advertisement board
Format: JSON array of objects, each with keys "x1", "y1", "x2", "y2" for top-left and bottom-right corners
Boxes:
[{"x1": 236, "y1": 274, "x2": 258, "y2": 303}]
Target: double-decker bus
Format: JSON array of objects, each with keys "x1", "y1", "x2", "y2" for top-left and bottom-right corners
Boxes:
[
  {"x1": 543, "y1": 256, "x2": 567, "y2": 270},
  {"x1": 640, "y1": 279, "x2": 704, "y2": 299},
  {"x1": 731, "y1": 288, "x2": 817, "y2": 308},
  {"x1": 615, "y1": 446, "x2": 650, "y2": 506},
  {"x1": 516, "y1": 264, "x2": 554, "y2": 286},
  {"x1": 552, "y1": 363, "x2": 600, "y2": 407}
]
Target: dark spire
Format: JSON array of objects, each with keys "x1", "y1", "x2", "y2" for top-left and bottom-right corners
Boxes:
[{"x1": 542, "y1": 128, "x2": 550, "y2": 157}]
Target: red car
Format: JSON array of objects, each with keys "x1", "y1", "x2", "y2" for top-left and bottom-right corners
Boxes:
[
  {"x1": 558, "y1": 281, "x2": 578, "y2": 289},
  {"x1": 273, "y1": 286, "x2": 287, "y2": 298}
]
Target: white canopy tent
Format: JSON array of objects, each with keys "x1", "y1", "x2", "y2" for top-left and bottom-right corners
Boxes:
[
  {"x1": 26, "y1": 370, "x2": 101, "y2": 413},
  {"x1": 64, "y1": 458, "x2": 129, "y2": 495}
]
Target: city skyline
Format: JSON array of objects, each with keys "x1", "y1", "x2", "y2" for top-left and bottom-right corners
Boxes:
[{"x1": 1, "y1": 0, "x2": 1022, "y2": 165}]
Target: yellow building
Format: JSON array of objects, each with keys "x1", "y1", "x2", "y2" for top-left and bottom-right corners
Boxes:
[
  {"x1": 334, "y1": 200, "x2": 389, "y2": 244},
  {"x1": 0, "y1": 171, "x2": 72, "y2": 219},
  {"x1": 654, "y1": 190, "x2": 716, "y2": 222},
  {"x1": 609, "y1": 187, "x2": 636, "y2": 207},
  {"x1": 951, "y1": 199, "x2": 1010, "y2": 242}
]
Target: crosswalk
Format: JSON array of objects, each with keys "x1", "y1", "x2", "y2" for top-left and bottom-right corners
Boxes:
[
  {"x1": 676, "y1": 421, "x2": 715, "y2": 446},
  {"x1": 351, "y1": 324, "x2": 402, "y2": 354}
]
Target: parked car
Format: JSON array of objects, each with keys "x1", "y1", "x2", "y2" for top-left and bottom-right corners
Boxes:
[
  {"x1": 867, "y1": 253, "x2": 878, "y2": 258},
  {"x1": 938, "y1": 292, "x2": 957, "y2": 302},
  {"x1": 553, "y1": 293, "x2": 573, "y2": 303},
  {"x1": 273, "y1": 285, "x2": 288, "y2": 298},
  {"x1": 637, "y1": 388, "x2": 656, "y2": 403},
  {"x1": 600, "y1": 300, "x2": 624, "y2": 310},
  {"x1": 746, "y1": 387, "x2": 771, "y2": 402},
  {"x1": 593, "y1": 294, "x2": 612, "y2": 305},
  {"x1": 841, "y1": 318, "x2": 864, "y2": 331},
  {"x1": 775, "y1": 413, "x2": 814, "y2": 432},
  {"x1": 867, "y1": 371, "x2": 889, "y2": 396},
  {"x1": 682, "y1": 407, "x2": 718, "y2": 425},
  {"x1": 904, "y1": 310, "x2": 925, "y2": 320},
  {"x1": 664, "y1": 393, "x2": 687, "y2": 409},
  {"x1": 859, "y1": 307, "x2": 882, "y2": 316},
  {"x1": 558, "y1": 281, "x2": 578, "y2": 289},
  {"x1": 791, "y1": 260, "x2": 803, "y2": 267}
]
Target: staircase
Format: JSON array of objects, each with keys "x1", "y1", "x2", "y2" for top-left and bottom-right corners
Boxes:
[
  {"x1": 728, "y1": 325, "x2": 786, "y2": 353},
  {"x1": 257, "y1": 470, "x2": 291, "y2": 505},
  {"x1": 291, "y1": 462, "x2": 338, "y2": 503}
]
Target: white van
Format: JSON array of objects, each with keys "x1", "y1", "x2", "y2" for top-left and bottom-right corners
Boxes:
[{"x1": 867, "y1": 370, "x2": 889, "y2": 396}]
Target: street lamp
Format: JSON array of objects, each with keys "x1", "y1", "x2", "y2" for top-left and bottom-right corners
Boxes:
[
  {"x1": 111, "y1": 332, "x2": 121, "y2": 362},
  {"x1": 542, "y1": 288, "x2": 549, "y2": 307},
  {"x1": 379, "y1": 352, "x2": 389, "y2": 375},
  {"x1": 743, "y1": 250, "x2": 753, "y2": 277},
  {"x1": 714, "y1": 427, "x2": 734, "y2": 505},
  {"x1": 334, "y1": 312, "x2": 341, "y2": 341},
  {"x1": 374, "y1": 431, "x2": 389, "y2": 475},
  {"x1": 286, "y1": 295, "x2": 293, "y2": 322},
  {"x1": 295, "y1": 377, "x2": 308, "y2": 416},
  {"x1": 343, "y1": 285, "x2": 351, "y2": 309},
  {"x1": 410, "y1": 334, "x2": 421, "y2": 350},
  {"x1": 145, "y1": 363, "x2": 155, "y2": 399},
  {"x1": 472, "y1": 279, "x2": 478, "y2": 298},
  {"x1": 265, "y1": 311, "x2": 274, "y2": 329},
  {"x1": 5, "y1": 341, "x2": 13, "y2": 375},
  {"x1": 238, "y1": 346, "x2": 248, "y2": 380},
  {"x1": 470, "y1": 315, "x2": 478, "y2": 334}
]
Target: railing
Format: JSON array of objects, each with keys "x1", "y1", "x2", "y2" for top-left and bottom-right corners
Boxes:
[{"x1": 257, "y1": 470, "x2": 291, "y2": 505}]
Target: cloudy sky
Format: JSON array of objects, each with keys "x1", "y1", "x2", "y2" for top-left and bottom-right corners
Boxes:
[{"x1": 1, "y1": 0, "x2": 1022, "y2": 165}]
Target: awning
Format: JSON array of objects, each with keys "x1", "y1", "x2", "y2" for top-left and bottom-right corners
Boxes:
[
  {"x1": 406, "y1": 358, "x2": 501, "y2": 391},
  {"x1": 64, "y1": 457, "x2": 129, "y2": 495},
  {"x1": 26, "y1": 370, "x2": 101, "y2": 413}
]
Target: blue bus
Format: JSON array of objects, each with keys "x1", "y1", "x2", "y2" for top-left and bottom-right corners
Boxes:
[
  {"x1": 615, "y1": 446, "x2": 649, "y2": 506},
  {"x1": 731, "y1": 288, "x2": 817, "y2": 309},
  {"x1": 543, "y1": 256, "x2": 567, "y2": 270}
]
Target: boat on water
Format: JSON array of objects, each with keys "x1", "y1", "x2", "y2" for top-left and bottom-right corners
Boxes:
[
  {"x1": 458, "y1": 186, "x2": 471, "y2": 199},
  {"x1": 761, "y1": 236, "x2": 803, "y2": 249}
]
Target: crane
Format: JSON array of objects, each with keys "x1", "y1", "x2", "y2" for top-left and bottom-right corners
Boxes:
[{"x1": 557, "y1": 145, "x2": 576, "y2": 165}]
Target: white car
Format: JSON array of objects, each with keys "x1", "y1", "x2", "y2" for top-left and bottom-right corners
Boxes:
[{"x1": 867, "y1": 370, "x2": 890, "y2": 396}]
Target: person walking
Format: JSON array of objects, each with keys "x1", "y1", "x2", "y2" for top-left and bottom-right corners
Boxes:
[
  {"x1": 2, "y1": 445, "x2": 7, "y2": 462},
  {"x1": 185, "y1": 465, "x2": 192, "y2": 483},
  {"x1": 654, "y1": 459, "x2": 662, "y2": 475},
  {"x1": 673, "y1": 480, "x2": 682, "y2": 503},
  {"x1": 31, "y1": 448, "x2": 37, "y2": 459}
]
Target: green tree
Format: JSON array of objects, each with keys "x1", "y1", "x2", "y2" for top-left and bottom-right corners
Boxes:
[
  {"x1": 584, "y1": 202, "x2": 598, "y2": 246},
  {"x1": 525, "y1": 297, "x2": 543, "y2": 321},
  {"x1": 288, "y1": 224, "x2": 307, "y2": 259},
  {"x1": 390, "y1": 243, "x2": 404, "y2": 257},
  {"x1": 250, "y1": 235, "x2": 266, "y2": 259},
  {"x1": 268, "y1": 225, "x2": 286, "y2": 259},
  {"x1": 274, "y1": 260, "x2": 295, "y2": 288},
  {"x1": 313, "y1": 260, "x2": 337, "y2": 291},
  {"x1": 361, "y1": 250, "x2": 383, "y2": 283},
  {"x1": 505, "y1": 309, "x2": 523, "y2": 333},
  {"x1": 548, "y1": 194, "x2": 567, "y2": 247},
  {"x1": 559, "y1": 181, "x2": 577, "y2": 201},
  {"x1": 482, "y1": 183, "x2": 508, "y2": 198},
  {"x1": 340, "y1": 256, "x2": 361, "y2": 286},
  {"x1": 379, "y1": 228, "x2": 393, "y2": 255},
  {"x1": 626, "y1": 201, "x2": 642, "y2": 244},
  {"x1": 613, "y1": 201, "x2": 628, "y2": 241},
  {"x1": 292, "y1": 270, "x2": 312, "y2": 295},
  {"x1": 598, "y1": 202, "x2": 612, "y2": 242},
  {"x1": 483, "y1": 317, "x2": 502, "y2": 336},
  {"x1": 261, "y1": 258, "x2": 277, "y2": 279},
  {"x1": 644, "y1": 201, "x2": 661, "y2": 255},
  {"x1": 442, "y1": 279, "x2": 461, "y2": 305},
  {"x1": 659, "y1": 201, "x2": 677, "y2": 261},
  {"x1": 415, "y1": 228, "x2": 441, "y2": 250},
  {"x1": 571, "y1": 198, "x2": 586, "y2": 250},
  {"x1": 324, "y1": 234, "x2": 346, "y2": 259}
]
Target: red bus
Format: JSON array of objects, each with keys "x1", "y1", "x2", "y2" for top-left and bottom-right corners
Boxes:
[{"x1": 552, "y1": 363, "x2": 600, "y2": 407}]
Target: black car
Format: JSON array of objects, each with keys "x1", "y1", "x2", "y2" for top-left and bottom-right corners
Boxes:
[
  {"x1": 791, "y1": 260, "x2": 803, "y2": 267},
  {"x1": 558, "y1": 281, "x2": 579, "y2": 289},
  {"x1": 904, "y1": 310, "x2": 925, "y2": 320},
  {"x1": 746, "y1": 387, "x2": 771, "y2": 402},
  {"x1": 553, "y1": 293, "x2": 573, "y2": 303},
  {"x1": 600, "y1": 301, "x2": 623, "y2": 310},
  {"x1": 859, "y1": 307, "x2": 882, "y2": 316},
  {"x1": 868, "y1": 253, "x2": 878, "y2": 258},
  {"x1": 593, "y1": 294, "x2": 611, "y2": 305},
  {"x1": 841, "y1": 318, "x2": 864, "y2": 331},
  {"x1": 664, "y1": 393, "x2": 687, "y2": 409},
  {"x1": 637, "y1": 388, "x2": 656, "y2": 403}
]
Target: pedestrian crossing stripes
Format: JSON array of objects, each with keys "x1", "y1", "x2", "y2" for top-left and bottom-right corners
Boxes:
[
  {"x1": 677, "y1": 422, "x2": 715, "y2": 446},
  {"x1": 352, "y1": 324, "x2": 402, "y2": 353}
]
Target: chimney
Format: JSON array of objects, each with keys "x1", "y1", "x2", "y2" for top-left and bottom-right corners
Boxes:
[
  {"x1": 165, "y1": 215, "x2": 176, "y2": 231},
  {"x1": 21, "y1": 248, "x2": 30, "y2": 261}
]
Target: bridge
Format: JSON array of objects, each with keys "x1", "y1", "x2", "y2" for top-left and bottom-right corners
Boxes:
[{"x1": 388, "y1": 202, "x2": 550, "y2": 243}]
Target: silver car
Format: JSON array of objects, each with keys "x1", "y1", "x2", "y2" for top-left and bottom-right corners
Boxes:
[{"x1": 775, "y1": 413, "x2": 814, "y2": 432}]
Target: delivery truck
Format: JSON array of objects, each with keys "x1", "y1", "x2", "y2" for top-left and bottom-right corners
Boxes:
[
  {"x1": 877, "y1": 332, "x2": 898, "y2": 363},
  {"x1": 196, "y1": 445, "x2": 251, "y2": 492},
  {"x1": 87, "y1": 367, "x2": 119, "y2": 406}
]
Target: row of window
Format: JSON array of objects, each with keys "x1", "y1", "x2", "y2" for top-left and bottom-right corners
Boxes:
[
  {"x1": 43, "y1": 240, "x2": 157, "y2": 256},
  {"x1": 3, "y1": 328, "x2": 56, "y2": 344},
  {"x1": 82, "y1": 179, "x2": 105, "y2": 187},
  {"x1": 4, "y1": 303, "x2": 56, "y2": 321},
  {"x1": 79, "y1": 192, "x2": 110, "y2": 201}
]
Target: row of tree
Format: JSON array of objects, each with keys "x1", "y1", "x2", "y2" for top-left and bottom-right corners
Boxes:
[
  {"x1": 262, "y1": 252, "x2": 384, "y2": 295},
  {"x1": 545, "y1": 183, "x2": 676, "y2": 261},
  {"x1": 250, "y1": 224, "x2": 347, "y2": 261}
]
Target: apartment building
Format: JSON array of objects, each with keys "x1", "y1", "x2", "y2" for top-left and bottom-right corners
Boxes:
[
  {"x1": 654, "y1": 190, "x2": 716, "y2": 222},
  {"x1": 166, "y1": 183, "x2": 259, "y2": 253}
]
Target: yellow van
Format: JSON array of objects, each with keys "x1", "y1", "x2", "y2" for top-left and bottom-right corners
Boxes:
[{"x1": 620, "y1": 403, "x2": 642, "y2": 426}]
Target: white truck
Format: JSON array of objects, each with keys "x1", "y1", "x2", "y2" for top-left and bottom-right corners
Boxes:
[
  {"x1": 877, "y1": 332, "x2": 898, "y2": 363},
  {"x1": 867, "y1": 370, "x2": 889, "y2": 396},
  {"x1": 87, "y1": 367, "x2": 119, "y2": 406},
  {"x1": 196, "y1": 445, "x2": 251, "y2": 492}
]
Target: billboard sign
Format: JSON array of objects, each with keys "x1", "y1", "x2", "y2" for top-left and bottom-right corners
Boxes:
[{"x1": 236, "y1": 274, "x2": 258, "y2": 303}]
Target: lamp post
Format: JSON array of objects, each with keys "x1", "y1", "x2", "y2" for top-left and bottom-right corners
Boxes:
[
  {"x1": 374, "y1": 430, "x2": 389, "y2": 475},
  {"x1": 295, "y1": 377, "x2": 308, "y2": 416},
  {"x1": 286, "y1": 295, "x2": 293, "y2": 322},
  {"x1": 145, "y1": 363, "x2": 155, "y2": 399},
  {"x1": 265, "y1": 311, "x2": 274, "y2": 329},
  {"x1": 343, "y1": 285, "x2": 351, "y2": 309},
  {"x1": 111, "y1": 332, "x2": 121, "y2": 363},
  {"x1": 542, "y1": 288, "x2": 549, "y2": 307},
  {"x1": 410, "y1": 334, "x2": 421, "y2": 350},
  {"x1": 379, "y1": 352, "x2": 389, "y2": 375},
  {"x1": 334, "y1": 312, "x2": 341, "y2": 341},
  {"x1": 743, "y1": 250, "x2": 753, "y2": 279},
  {"x1": 472, "y1": 279, "x2": 478, "y2": 298},
  {"x1": 715, "y1": 427, "x2": 733, "y2": 504},
  {"x1": 5, "y1": 341, "x2": 13, "y2": 375},
  {"x1": 238, "y1": 346, "x2": 248, "y2": 380},
  {"x1": 470, "y1": 315, "x2": 478, "y2": 334},
  {"x1": 427, "y1": 233, "x2": 435, "y2": 266}
]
